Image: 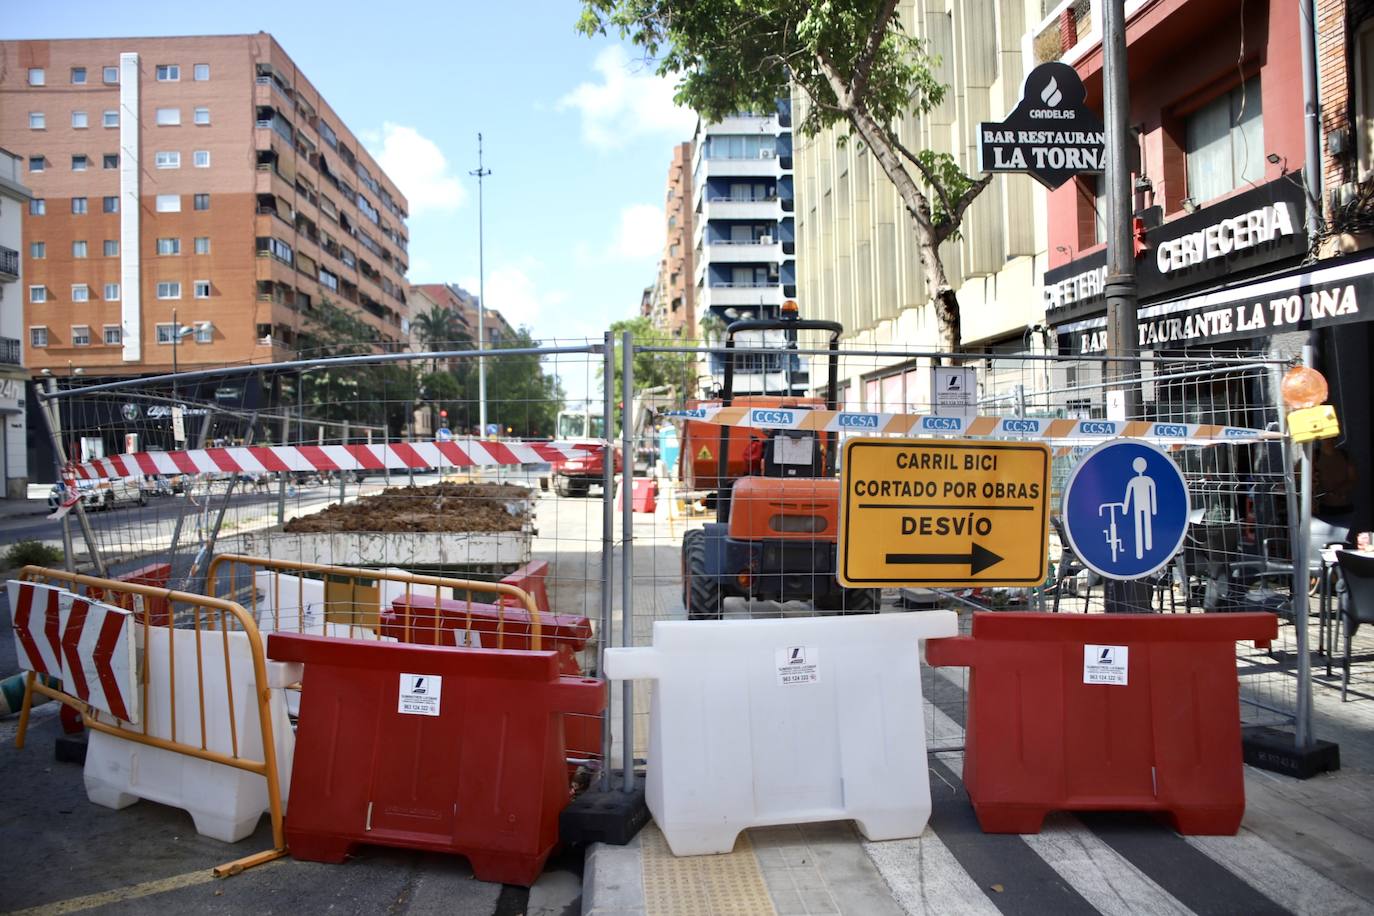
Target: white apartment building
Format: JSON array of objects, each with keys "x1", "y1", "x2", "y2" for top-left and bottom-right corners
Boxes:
[{"x1": 0, "y1": 148, "x2": 32, "y2": 497}]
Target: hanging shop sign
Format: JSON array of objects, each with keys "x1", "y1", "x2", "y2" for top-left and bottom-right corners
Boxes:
[
  {"x1": 1044, "y1": 177, "x2": 1307, "y2": 318},
  {"x1": 1058, "y1": 254, "x2": 1374, "y2": 354},
  {"x1": 977, "y1": 62, "x2": 1105, "y2": 189}
]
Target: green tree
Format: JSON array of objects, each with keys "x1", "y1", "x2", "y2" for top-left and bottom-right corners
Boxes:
[
  {"x1": 420, "y1": 369, "x2": 462, "y2": 432},
  {"x1": 578, "y1": 0, "x2": 991, "y2": 354},
  {"x1": 482, "y1": 328, "x2": 566, "y2": 437},
  {"x1": 608, "y1": 316, "x2": 695, "y2": 409}
]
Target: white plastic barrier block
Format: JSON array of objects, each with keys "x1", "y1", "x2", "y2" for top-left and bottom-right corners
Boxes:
[
  {"x1": 605, "y1": 611, "x2": 958, "y2": 856},
  {"x1": 252, "y1": 569, "x2": 407, "y2": 640},
  {"x1": 84, "y1": 626, "x2": 298, "y2": 843}
]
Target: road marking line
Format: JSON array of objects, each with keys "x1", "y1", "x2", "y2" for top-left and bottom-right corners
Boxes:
[{"x1": 9, "y1": 865, "x2": 249, "y2": 915}]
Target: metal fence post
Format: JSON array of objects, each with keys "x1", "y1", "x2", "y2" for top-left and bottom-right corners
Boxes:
[
  {"x1": 339, "y1": 421, "x2": 350, "y2": 504},
  {"x1": 620, "y1": 330, "x2": 635, "y2": 793},
  {"x1": 276, "y1": 413, "x2": 289, "y2": 526},
  {"x1": 600, "y1": 331, "x2": 615, "y2": 793},
  {"x1": 1271, "y1": 356, "x2": 1313, "y2": 748}
]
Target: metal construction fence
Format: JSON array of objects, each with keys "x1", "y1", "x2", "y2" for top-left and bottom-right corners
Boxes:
[{"x1": 19, "y1": 331, "x2": 1352, "y2": 807}]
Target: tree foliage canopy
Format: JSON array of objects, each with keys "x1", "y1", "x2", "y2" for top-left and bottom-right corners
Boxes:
[{"x1": 608, "y1": 316, "x2": 696, "y2": 407}]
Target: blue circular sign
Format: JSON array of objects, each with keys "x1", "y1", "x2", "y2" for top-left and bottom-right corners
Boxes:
[{"x1": 1061, "y1": 438, "x2": 1190, "y2": 580}]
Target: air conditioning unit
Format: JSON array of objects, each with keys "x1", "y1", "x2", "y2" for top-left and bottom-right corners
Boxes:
[
  {"x1": 759, "y1": 149, "x2": 775, "y2": 159},
  {"x1": 759, "y1": 235, "x2": 774, "y2": 245},
  {"x1": 768, "y1": 266, "x2": 780, "y2": 279}
]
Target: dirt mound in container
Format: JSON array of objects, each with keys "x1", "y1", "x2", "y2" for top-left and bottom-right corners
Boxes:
[{"x1": 283, "y1": 482, "x2": 533, "y2": 533}]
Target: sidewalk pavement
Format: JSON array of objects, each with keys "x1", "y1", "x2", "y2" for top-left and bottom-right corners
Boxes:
[{"x1": 0, "y1": 496, "x2": 50, "y2": 520}]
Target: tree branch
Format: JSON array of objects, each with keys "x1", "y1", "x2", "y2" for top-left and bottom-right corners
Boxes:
[
  {"x1": 935, "y1": 173, "x2": 995, "y2": 245},
  {"x1": 849, "y1": 0, "x2": 902, "y2": 102},
  {"x1": 886, "y1": 129, "x2": 954, "y2": 224}
]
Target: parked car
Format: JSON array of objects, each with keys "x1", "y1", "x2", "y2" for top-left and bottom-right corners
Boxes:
[{"x1": 49, "y1": 478, "x2": 147, "y2": 512}]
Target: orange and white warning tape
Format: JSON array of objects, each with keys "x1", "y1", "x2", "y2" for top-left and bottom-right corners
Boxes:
[{"x1": 667, "y1": 406, "x2": 1279, "y2": 447}]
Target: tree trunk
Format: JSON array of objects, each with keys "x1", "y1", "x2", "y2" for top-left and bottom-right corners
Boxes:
[{"x1": 841, "y1": 104, "x2": 962, "y2": 360}]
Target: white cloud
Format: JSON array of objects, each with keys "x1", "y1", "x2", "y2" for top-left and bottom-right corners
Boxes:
[
  {"x1": 557, "y1": 46, "x2": 696, "y2": 150},
  {"x1": 461, "y1": 264, "x2": 561, "y2": 330},
  {"x1": 366, "y1": 123, "x2": 466, "y2": 215},
  {"x1": 611, "y1": 204, "x2": 666, "y2": 260}
]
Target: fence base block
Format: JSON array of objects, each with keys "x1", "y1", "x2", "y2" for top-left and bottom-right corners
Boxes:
[
  {"x1": 55, "y1": 731, "x2": 88, "y2": 765},
  {"x1": 1242, "y1": 726, "x2": 1341, "y2": 779},
  {"x1": 560, "y1": 778, "x2": 650, "y2": 847}
]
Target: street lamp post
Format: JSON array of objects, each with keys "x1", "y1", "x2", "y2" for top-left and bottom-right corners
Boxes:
[{"x1": 469, "y1": 133, "x2": 491, "y2": 438}]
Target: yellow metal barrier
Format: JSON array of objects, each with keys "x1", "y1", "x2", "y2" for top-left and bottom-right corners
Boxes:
[
  {"x1": 13, "y1": 566, "x2": 287, "y2": 877},
  {"x1": 204, "y1": 554, "x2": 543, "y2": 651}
]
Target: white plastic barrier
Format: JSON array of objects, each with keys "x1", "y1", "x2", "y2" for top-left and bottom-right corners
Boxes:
[
  {"x1": 605, "y1": 611, "x2": 958, "y2": 856},
  {"x1": 252, "y1": 568, "x2": 410, "y2": 640},
  {"x1": 84, "y1": 626, "x2": 298, "y2": 843}
]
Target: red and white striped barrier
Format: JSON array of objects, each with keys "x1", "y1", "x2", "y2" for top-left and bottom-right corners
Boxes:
[
  {"x1": 71, "y1": 439, "x2": 602, "y2": 482},
  {"x1": 7, "y1": 580, "x2": 141, "y2": 724},
  {"x1": 9, "y1": 580, "x2": 63, "y2": 678}
]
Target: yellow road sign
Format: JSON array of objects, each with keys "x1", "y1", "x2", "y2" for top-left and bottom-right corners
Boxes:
[{"x1": 838, "y1": 437, "x2": 1050, "y2": 587}]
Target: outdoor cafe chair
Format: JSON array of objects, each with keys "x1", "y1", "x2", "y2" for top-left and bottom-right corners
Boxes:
[{"x1": 1335, "y1": 549, "x2": 1374, "y2": 702}]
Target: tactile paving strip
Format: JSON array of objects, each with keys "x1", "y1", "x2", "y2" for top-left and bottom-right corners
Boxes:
[{"x1": 641, "y1": 823, "x2": 778, "y2": 916}]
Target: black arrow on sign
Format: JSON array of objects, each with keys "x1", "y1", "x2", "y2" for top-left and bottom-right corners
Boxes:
[{"x1": 885, "y1": 543, "x2": 1004, "y2": 575}]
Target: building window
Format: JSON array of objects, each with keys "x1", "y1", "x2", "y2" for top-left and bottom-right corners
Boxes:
[
  {"x1": 156, "y1": 237, "x2": 181, "y2": 255},
  {"x1": 156, "y1": 281, "x2": 181, "y2": 299},
  {"x1": 28, "y1": 68, "x2": 45, "y2": 86},
  {"x1": 156, "y1": 64, "x2": 180, "y2": 81},
  {"x1": 154, "y1": 150, "x2": 181, "y2": 169},
  {"x1": 194, "y1": 236, "x2": 211, "y2": 255},
  {"x1": 72, "y1": 325, "x2": 91, "y2": 346},
  {"x1": 155, "y1": 194, "x2": 181, "y2": 212},
  {"x1": 28, "y1": 156, "x2": 44, "y2": 172},
  {"x1": 103, "y1": 66, "x2": 118, "y2": 84},
  {"x1": 194, "y1": 279, "x2": 211, "y2": 299},
  {"x1": 193, "y1": 150, "x2": 210, "y2": 168},
  {"x1": 1185, "y1": 76, "x2": 1263, "y2": 205},
  {"x1": 30, "y1": 327, "x2": 48, "y2": 348},
  {"x1": 104, "y1": 325, "x2": 122, "y2": 344},
  {"x1": 193, "y1": 63, "x2": 210, "y2": 81},
  {"x1": 194, "y1": 107, "x2": 210, "y2": 125},
  {"x1": 103, "y1": 110, "x2": 118, "y2": 128},
  {"x1": 194, "y1": 193, "x2": 210, "y2": 211},
  {"x1": 703, "y1": 134, "x2": 776, "y2": 159},
  {"x1": 104, "y1": 284, "x2": 120, "y2": 301},
  {"x1": 72, "y1": 154, "x2": 89, "y2": 171},
  {"x1": 103, "y1": 196, "x2": 118, "y2": 213},
  {"x1": 30, "y1": 199, "x2": 46, "y2": 216},
  {"x1": 71, "y1": 197, "x2": 88, "y2": 215},
  {"x1": 72, "y1": 284, "x2": 90, "y2": 302},
  {"x1": 156, "y1": 324, "x2": 177, "y2": 344},
  {"x1": 29, "y1": 112, "x2": 45, "y2": 130},
  {"x1": 72, "y1": 240, "x2": 88, "y2": 258},
  {"x1": 30, "y1": 242, "x2": 45, "y2": 259},
  {"x1": 71, "y1": 67, "x2": 87, "y2": 84},
  {"x1": 29, "y1": 286, "x2": 47, "y2": 304},
  {"x1": 156, "y1": 107, "x2": 181, "y2": 126},
  {"x1": 195, "y1": 323, "x2": 213, "y2": 343},
  {"x1": 103, "y1": 239, "x2": 118, "y2": 256},
  {"x1": 72, "y1": 110, "x2": 89, "y2": 129},
  {"x1": 103, "y1": 153, "x2": 118, "y2": 169}
]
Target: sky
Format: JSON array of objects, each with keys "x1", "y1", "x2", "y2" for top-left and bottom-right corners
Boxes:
[{"x1": 9, "y1": 0, "x2": 696, "y2": 350}]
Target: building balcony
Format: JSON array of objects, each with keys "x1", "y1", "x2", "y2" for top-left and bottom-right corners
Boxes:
[
  {"x1": 0, "y1": 246, "x2": 17, "y2": 281},
  {"x1": 0, "y1": 337, "x2": 21, "y2": 366},
  {"x1": 698, "y1": 240, "x2": 784, "y2": 265},
  {"x1": 699, "y1": 284, "x2": 784, "y2": 310},
  {"x1": 701, "y1": 197, "x2": 781, "y2": 221},
  {"x1": 695, "y1": 156, "x2": 781, "y2": 180}
]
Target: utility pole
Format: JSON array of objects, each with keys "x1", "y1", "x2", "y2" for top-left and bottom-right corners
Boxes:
[
  {"x1": 470, "y1": 133, "x2": 491, "y2": 437},
  {"x1": 1101, "y1": 0, "x2": 1149, "y2": 613}
]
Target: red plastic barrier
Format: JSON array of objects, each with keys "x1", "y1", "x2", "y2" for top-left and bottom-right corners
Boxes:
[
  {"x1": 499, "y1": 560, "x2": 551, "y2": 615},
  {"x1": 87, "y1": 563, "x2": 172, "y2": 627},
  {"x1": 926, "y1": 611, "x2": 1277, "y2": 835},
  {"x1": 268, "y1": 633, "x2": 605, "y2": 886},
  {"x1": 616, "y1": 478, "x2": 658, "y2": 513},
  {"x1": 381, "y1": 595, "x2": 600, "y2": 768}
]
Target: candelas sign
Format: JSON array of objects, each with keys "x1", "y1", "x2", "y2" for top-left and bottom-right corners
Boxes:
[
  {"x1": 977, "y1": 62, "x2": 1105, "y2": 189},
  {"x1": 837, "y1": 439, "x2": 1050, "y2": 587}
]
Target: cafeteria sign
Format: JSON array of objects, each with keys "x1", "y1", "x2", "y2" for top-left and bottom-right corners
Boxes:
[{"x1": 977, "y1": 61, "x2": 1105, "y2": 189}]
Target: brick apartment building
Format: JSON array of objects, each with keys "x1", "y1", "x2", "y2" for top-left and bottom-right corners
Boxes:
[
  {"x1": 0, "y1": 34, "x2": 411, "y2": 382},
  {"x1": 408, "y1": 282, "x2": 513, "y2": 348},
  {"x1": 646, "y1": 141, "x2": 695, "y2": 337}
]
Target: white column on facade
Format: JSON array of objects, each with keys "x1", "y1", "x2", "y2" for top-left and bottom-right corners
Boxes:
[{"x1": 119, "y1": 52, "x2": 141, "y2": 362}]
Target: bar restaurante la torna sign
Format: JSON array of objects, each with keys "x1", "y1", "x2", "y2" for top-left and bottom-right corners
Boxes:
[{"x1": 977, "y1": 61, "x2": 1106, "y2": 189}]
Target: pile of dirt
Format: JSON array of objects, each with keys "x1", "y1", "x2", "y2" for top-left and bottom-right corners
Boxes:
[{"x1": 283, "y1": 482, "x2": 533, "y2": 534}]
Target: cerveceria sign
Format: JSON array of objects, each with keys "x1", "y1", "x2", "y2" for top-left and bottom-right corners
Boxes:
[
  {"x1": 838, "y1": 438, "x2": 1050, "y2": 587},
  {"x1": 977, "y1": 62, "x2": 1105, "y2": 189}
]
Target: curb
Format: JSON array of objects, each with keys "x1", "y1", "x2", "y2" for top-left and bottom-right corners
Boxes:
[{"x1": 581, "y1": 835, "x2": 646, "y2": 916}]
